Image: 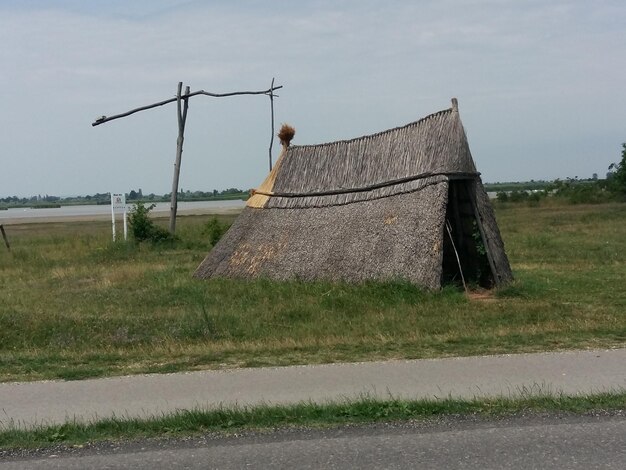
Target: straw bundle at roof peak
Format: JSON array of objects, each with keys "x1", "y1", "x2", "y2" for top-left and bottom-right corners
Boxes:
[{"x1": 278, "y1": 124, "x2": 295, "y2": 147}]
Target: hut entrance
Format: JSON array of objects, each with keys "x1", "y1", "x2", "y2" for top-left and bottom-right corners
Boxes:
[{"x1": 441, "y1": 180, "x2": 494, "y2": 289}]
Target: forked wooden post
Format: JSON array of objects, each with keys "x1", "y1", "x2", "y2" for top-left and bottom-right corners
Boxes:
[
  {"x1": 268, "y1": 77, "x2": 275, "y2": 171},
  {"x1": 92, "y1": 80, "x2": 282, "y2": 235},
  {"x1": 169, "y1": 83, "x2": 190, "y2": 235}
]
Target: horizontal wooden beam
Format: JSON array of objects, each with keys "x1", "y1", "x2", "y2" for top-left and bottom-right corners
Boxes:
[{"x1": 92, "y1": 85, "x2": 283, "y2": 127}]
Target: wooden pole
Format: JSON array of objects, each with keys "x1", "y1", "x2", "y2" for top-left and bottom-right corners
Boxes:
[
  {"x1": 269, "y1": 77, "x2": 275, "y2": 171},
  {"x1": 0, "y1": 224, "x2": 10, "y2": 251},
  {"x1": 445, "y1": 220, "x2": 467, "y2": 293},
  {"x1": 92, "y1": 79, "x2": 283, "y2": 235},
  {"x1": 92, "y1": 85, "x2": 282, "y2": 127},
  {"x1": 169, "y1": 83, "x2": 190, "y2": 235}
]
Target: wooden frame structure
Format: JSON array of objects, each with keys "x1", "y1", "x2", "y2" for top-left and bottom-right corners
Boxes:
[{"x1": 92, "y1": 80, "x2": 282, "y2": 234}]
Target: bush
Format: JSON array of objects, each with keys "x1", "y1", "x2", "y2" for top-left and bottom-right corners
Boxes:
[
  {"x1": 496, "y1": 189, "x2": 545, "y2": 207},
  {"x1": 128, "y1": 202, "x2": 173, "y2": 243},
  {"x1": 607, "y1": 143, "x2": 626, "y2": 195},
  {"x1": 549, "y1": 179, "x2": 613, "y2": 204},
  {"x1": 204, "y1": 217, "x2": 230, "y2": 246},
  {"x1": 526, "y1": 191, "x2": 544, "y2": 207},
  {"x1": 496, "y1": 191, "x2": 509, "y2": 203},
  {"x1": 508, "y1": 190, "x2": 529, "y2": 203}
]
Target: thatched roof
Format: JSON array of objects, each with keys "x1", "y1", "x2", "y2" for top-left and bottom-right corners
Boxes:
[
  {"x1": 195, "y1": 99, "x2": 513, "y2": 288},
  {"x1": 249, "y1": 99, "x2": 477, "y2": 209}
]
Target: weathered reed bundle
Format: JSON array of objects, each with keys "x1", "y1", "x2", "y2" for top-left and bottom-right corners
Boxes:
[
  {"x1": 195, "y1": 99, "x2": 513, "y2": 289},
  {"x1": 277, "y1": 124, "x2": 295, "y2": 147}
]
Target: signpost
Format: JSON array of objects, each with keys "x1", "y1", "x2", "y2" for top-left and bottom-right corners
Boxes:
[{"x1": 111, "y1": 193, "x2": 127, "y2": 241}]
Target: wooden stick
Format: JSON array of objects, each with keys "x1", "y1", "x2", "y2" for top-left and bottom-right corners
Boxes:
[
  {"x1": 0, "y1": 224, "x2": 10, "y2": 251},
  {"x1": 92, "y1": 85, "x2": 283, "y2": 126},
  {"x1": 445, "y1": 220, "x2": 467, "y2": 293},
  {"x1": 92, "y1": 79, "x2": 283, "y2": 235},
  {"x1": 269, "y1": 77, "x2": 275, "y2": 171},
  {"x1": 190, "y1": 88, "x2": 281, "y2": 99},
  {"x1": 169, "y1": 83, "x2": 191, "y2": 235}
]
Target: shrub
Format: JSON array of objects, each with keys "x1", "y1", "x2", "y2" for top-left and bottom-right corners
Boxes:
[
  {"x1": 128, "y1": 202, "x2": 172, "y2": 243},
  {"x1": 204, "y1": 217, "x2": 230, "y2": 246},
  {"x1": 508, "y1": 190, "x2": 529, "y2": 203},
  {"x1": 549, "y1": 179, "x2": 613, "y2": 204},
  {"x1": 526, "y1": 191, "x2": 544, "y2": 207},
  {"x1": 607, "y1": 143, "x2": 626, "y2": 195}
]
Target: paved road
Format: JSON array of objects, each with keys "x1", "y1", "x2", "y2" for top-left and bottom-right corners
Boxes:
[
  {"x1": 2, "y1": 414, "x2": 625, "y2": 469},
  {"x1": 1, "y1": 349, "x2": 624, "y2": 430}
]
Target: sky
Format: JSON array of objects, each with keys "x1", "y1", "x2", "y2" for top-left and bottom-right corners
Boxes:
[{"x1": 0, "y1": 0, "x2": 624, "y2": 198}]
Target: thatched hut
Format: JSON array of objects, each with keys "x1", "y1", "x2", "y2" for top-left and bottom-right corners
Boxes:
[{"x1": 195, "y1": 99, "x2": 513, "y2": 289}]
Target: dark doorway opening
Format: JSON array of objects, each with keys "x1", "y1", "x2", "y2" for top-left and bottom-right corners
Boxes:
[{"x1": 441, "y1": 180, "x2": 494, "y2": 289}]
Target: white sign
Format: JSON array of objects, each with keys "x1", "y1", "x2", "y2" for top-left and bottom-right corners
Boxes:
[
  {"x1": 111, "y1": 193, "x2": 126, "y2": 212},
  {"x1": 110, "y1": 192, "x2": 128, "y2": 241}
]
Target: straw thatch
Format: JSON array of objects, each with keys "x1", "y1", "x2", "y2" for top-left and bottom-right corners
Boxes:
[
  {"x1": 277, "y1": 123, "x2": 295, "y2": 147},
  {"x1": 195, "y1": 99, "x2": 513, "y2": 288}
]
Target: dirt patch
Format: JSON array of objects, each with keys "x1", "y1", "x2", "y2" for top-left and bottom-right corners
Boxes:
[{"x1": 466, "y1": 290, "x2": 497, "y2": 302}]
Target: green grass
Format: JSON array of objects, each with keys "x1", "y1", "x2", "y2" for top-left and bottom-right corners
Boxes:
[
  {"x1": 1, "y1": 392, "x2": 624, "y2": 451},
  {"x1": 0, "y1": 203, "x2": 625, "y2": 382}
]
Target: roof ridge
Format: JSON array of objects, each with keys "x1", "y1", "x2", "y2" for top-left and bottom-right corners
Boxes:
[
  {"x1": 289, "y1": 107, "x2": 454, "y2": 150},
  {"x1": 254, "y1": 170, "x2": 479, "y2": 199}
]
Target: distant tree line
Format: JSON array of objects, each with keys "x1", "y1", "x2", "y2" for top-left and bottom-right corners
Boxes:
[
  {"x1": 494, "y1": 143, "x2": 626, "y2": 206},
  {"x1": 137, "y1": 187, "x2": 248, "y2": 202},
  {"x1": 0, "y1": 188, "x2": 249, "y2": 208},
  {"x1": 4, "y1": 144, "x2": 626, "y2": 208}
]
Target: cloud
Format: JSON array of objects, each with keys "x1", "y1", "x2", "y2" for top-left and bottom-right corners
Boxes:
[{"x1": 0, "y1": 0, "x2": 625, "y2": 197}]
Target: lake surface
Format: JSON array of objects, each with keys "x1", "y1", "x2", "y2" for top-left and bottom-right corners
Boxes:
[
  {"x1": 1, "y1": 193, "x2": 499, "y2": 222},
  {"x1": 0, "y1": 199, "x2": 246, "y2": 221}
]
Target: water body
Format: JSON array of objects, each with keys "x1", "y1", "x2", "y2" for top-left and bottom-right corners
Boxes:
[
  {"x1": 1, "y1": 194, "x2": 499, "y2": 222},
  {"x1": 0, "y1": 199, "x2": 246, "y2": 222}
]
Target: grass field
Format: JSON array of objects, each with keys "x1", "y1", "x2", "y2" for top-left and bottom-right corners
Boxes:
[{"x1": 0, "y1": 203, "x2": 625, "y2": 382}]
